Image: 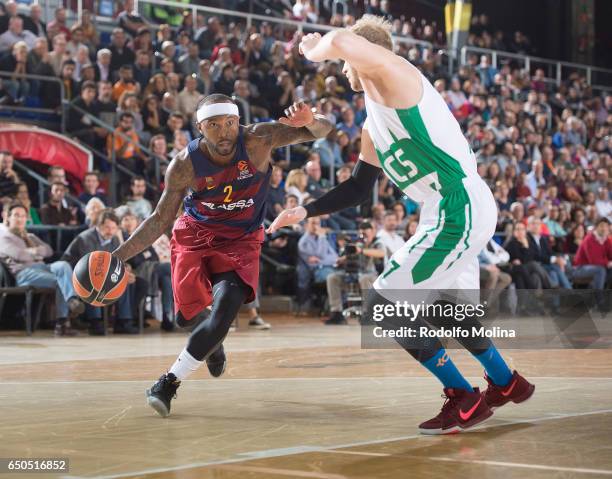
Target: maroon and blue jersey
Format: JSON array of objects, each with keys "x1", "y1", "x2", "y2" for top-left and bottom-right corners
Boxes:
[{"x1": 183, "y1": 130, "x2": 271, "y2": 239}]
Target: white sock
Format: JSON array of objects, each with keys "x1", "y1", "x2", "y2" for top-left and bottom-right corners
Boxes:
[{"x1": 169, "y1": 348, "x2": 204, "y2": 381}]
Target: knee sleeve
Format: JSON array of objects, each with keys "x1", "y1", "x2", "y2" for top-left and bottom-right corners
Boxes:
[{"x1": 186, "y1": 272, "x2": 249, "y2": 361}]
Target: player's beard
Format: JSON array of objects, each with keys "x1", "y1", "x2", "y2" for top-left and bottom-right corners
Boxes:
[{"x1": 212, "y1": 139, "x2": 236, "y2": 157}]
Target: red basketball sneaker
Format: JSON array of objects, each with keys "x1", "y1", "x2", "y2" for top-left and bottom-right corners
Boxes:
[
  {"x1": 419, "y1": 387, "x2": 493, "y2": 435},
  {"x1": 484, "y1": 370, "x2": 535, "y2": 409}
]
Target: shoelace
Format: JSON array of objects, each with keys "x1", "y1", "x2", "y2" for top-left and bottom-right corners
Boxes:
[{"x1": 439, "y1": 393, "x2": 458, "y2": 414}]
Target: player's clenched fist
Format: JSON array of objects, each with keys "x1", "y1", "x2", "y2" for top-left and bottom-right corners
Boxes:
[{"x1": 299, "y1": 32, "x2": 323, "y2": 60}]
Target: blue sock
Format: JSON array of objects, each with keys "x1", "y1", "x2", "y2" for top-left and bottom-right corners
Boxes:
[
  {"x1": 474, "y1": 345, "x2": 513, "y2": 386},
  {"x1": 421, "y1": 349, "x2": 473, "y2": 392}
]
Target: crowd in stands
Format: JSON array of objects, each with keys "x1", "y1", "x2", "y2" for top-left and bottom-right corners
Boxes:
[{"x1": 0, "y1": 0, "x2": 610, "y2": 332}]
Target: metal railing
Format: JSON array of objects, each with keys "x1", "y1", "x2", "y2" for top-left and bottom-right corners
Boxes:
[
  {"x1": 460, "y1": 46, "x2": 612, "y2": 93},
  {"x1": 63, "y1": 101, "x2": 162, "y2": 206},
  {"x1": 0, "y1": 71, "x2": 66, "y2": 131},
  {"x1": 123, "y1": 0, "x2": 434, "y2": 50},
  {"x1": 12, "y1": 161, "x2": 86, "y2": 211},
  {"x1": 26, "y1": 224, "x2": 87, "y2": 253}
]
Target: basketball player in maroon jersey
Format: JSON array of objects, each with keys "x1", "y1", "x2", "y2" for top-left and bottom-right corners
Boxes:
[{"x1": 113, "y1": 94, "x2": 333, "y2": 416}]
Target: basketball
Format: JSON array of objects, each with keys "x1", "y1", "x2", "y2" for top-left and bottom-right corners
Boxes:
[{"x1": 72, "y1": 251, "x2": 129, "y2": 307}]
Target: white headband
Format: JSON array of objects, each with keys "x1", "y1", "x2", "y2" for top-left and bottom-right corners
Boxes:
[{"x1": 196, "y1": 103, "x2": 239, "y2": 123}]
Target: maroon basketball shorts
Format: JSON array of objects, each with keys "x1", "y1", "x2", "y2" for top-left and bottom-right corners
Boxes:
[{"x1": 170, "y1": 214, "x2": 263, "y2": 321}]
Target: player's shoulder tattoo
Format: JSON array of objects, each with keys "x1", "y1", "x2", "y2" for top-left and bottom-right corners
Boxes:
[{"x1": 166, "y1": 148, "x2": 194, "y2": 187}]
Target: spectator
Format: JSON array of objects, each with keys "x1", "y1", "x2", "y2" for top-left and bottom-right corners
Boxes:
[
  {"x1": 148, "y1": 134, "x2": 169, "y2": 176},
  {"x1": 285, "y1": 169, "x2": 310, "y2": 205},
  {"x1": 337, "y1": 106, "x2": 360, "y2": 141},
  {"x1": 313, "y1": 129, "x2": 344, "y2": 169},
  {"x1": 67, "y1": 81, "x2": 105, "y2": 148},
  {"x1": 96, "y1": 80, "x2": 117, "y2": 127},
  {"x1": 0, "y1": 151, "x2": 20, "y2": 205},
  {"x1": 295, "y1": 74, "x2": 318, "y2": 104},
  {"x1": 527, "y1": 216, "x2": 572, "y2": 289},
  {"x1": 0, "y1": 16, "x2": 36, "y2": 52},
  {"x1": 304, "y1": 158, "x2": 329, "y2": 199},
  {"x1": 195, "y1": 16, "x2": 220, "y2": 59},
  {"x1": 117, "y1": 0, "x2": 147, "y2": 38},
  {"x1": 108, "y1": 28, "x2": 134, "y2": 76},
  {"x1": 196, "y1": 59, "x2": 212, "y2": 96},
  {"x1": 45, "y1": 33, "x2": 68, "y2": 78},
  {"x1": 0, "y1": 41, "x2": 31, "y2": 104},
  {"x1": 505, "y1": 222, "x2": 548, "y2": 291},
  {"x1": 112, "y1": 64, "x2": 138, "y2": 103},
  {"x1": 377, "y1": 211, "x2": 404, "y2": 258},
  {"x1": 72, "y1": 45, "x2": 91, "y2": 82},
  {"x1": 22, "y1": 3, "x2": 46, "y2": 38},
  {"x1": 39, "y1": 182, "x2": 77, "y2": 226},
  {"x1": 117, "y1": 91, "x2": 143, "y2": 135},
  {"x1": 119, "y1": 210, "x2": 158, "y2": 327},
  {"x1": 326, "y1": 221, "x2": 385, "y2": 325},
  {"x1": 26, "y1": 36, "x2": 47, "y2": 72},
  {"x1": 14, "y1": 182, "x2": 40, "y2": 225},
  {"x1": 59, "y1": 59, "x2": 78, "y2": 103},
  {"x1": 595, "y1": 187, "x2": 611, "y2": 221},
  {"x1": 152, "y1": 232, "x2": 174, "y2": 331},
  {"x1": 266, "y1": 165, "x2": 286, "y2": 221},
  {"x1": 107, "y1": 112, "x2": 142, "y2": 176},
  {"x1": 62, "y1": 209, "x2": 139, "y2": 335},
  {"x1": 296, "y1": 216, "x2": 338, "y2": 310},
  {"x1": 572, "y1": 218, "x2": 612, "y2": 290},
  {"x1": 94, "y1": 48, "x2": 111, "y2": 82},
  {"x1": 233, "y1": 78, "x2": 269, "y2": 120},
  {"x1": 142, "y1": 94, "x2": 165, "y2": 136},
  {"x1": 161, "y1": 112, "x2": 187, "y2": 149},
  {"x1": 47, "y1": 165, "x2": 67, "y2": 186},
  {"x1": 544, "y1": 205, "x2": 567, "y2": 238},
  {"x1": 0, "y1": 202, "x2": 83, "y2": 336},
  {"x1": 144, "y1": 73, "x2": 168, "y2": 101},
  {"x1": 46, "y1": 7, "x2": 70, "y2": 42},
  {"x1": 133, "y1": 49, "x2": 152, "y2": 91},
  {"x1": 178, "y1": 40, "x2": 200, "y2": 78},
  {"x1": 65, "y1": 24, "x2": 86, "y2": 57},
  {"x1": 370, "y1": 202, "x2": 386, "y2": 231},
  {"x1": 78, "y1": 10, "x2": 98, "y2": 49},
  {"x1": 213, "y1": 63, "x2": 235, "y2": 97},
  {"x1": 177, "y1": 74, "x2": 203, "y2": 123},
  {"x1": 124, "y1": 176, "x2": 152, "y2": 221},
  {"x1": 78, "y1": 171, "x2": 107, "y2": 206},
  {"x1": 169, "y1": 130, "x2": 188, "y2": 157},
  {"x1": 478, "y1": 238, "x2": 512, "y2": 309},
  {"x1": 84, "y1": 197, "x2": 105, "y2": 226}
]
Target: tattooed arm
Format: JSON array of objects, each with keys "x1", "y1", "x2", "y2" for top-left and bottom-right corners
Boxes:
[
  {"x1": 113, "y1": 150, "x2": 192, "y2": 262},
  {"x1": 247, "y1": 101, "x2": 333, "y2": 150}
]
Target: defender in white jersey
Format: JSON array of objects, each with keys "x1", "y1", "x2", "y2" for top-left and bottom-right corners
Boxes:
[{"x1": 269, "y1": 15, "x2": 534, "y2": 434}]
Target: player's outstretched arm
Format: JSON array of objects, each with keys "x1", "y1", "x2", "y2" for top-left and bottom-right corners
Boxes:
[
  {"x1": 113, "y1": 152, "x2": 191, "y2": 262},
  {"x1": 299, "y1": 30, "x2": 397, "y2": 74},
  {"x1": 267, "y1": 129, "x2": 381, "y2": 233},
  {"x1": 248, "y1": 101, "x2": 333, "y2": 149}
]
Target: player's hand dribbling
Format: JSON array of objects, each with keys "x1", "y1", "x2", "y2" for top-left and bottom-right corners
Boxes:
[
  {"x1": 278, "y1": 101, "x2": 314, "y2": 128},
  {"x1": 266, "y1": 206, "x2": 307, "y2": 234}
]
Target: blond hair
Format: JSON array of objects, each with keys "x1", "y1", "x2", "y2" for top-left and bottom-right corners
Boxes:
[
  {"x1": 285, "y1": 169, "x2": 307, "y2": 192},
  {"x1": 348, "y1": 14, "x2": 393, "y2": 51}
]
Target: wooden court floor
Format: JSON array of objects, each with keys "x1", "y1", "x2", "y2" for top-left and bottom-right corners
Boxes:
[{"x1": 1, "y1": 313, "x2": 611, "y2": 479}]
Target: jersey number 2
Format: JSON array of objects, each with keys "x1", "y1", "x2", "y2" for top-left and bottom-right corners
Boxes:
[{"x1": 223, "y1": 185, "x2": 233, "y2": 203}]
